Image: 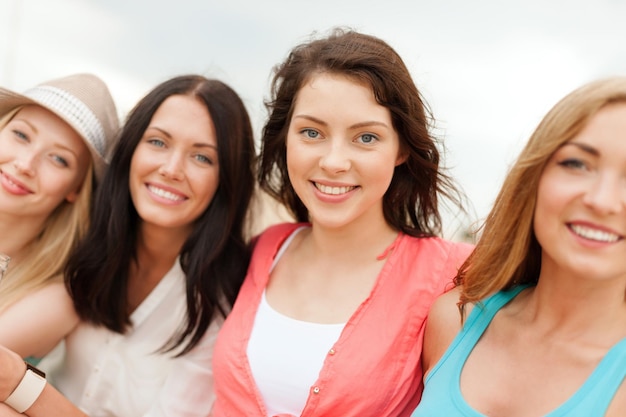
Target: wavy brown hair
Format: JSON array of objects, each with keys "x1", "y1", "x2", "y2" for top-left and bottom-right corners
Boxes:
[
  {"x1": 456, "y1": 76, "x2": 626, "y2": 311},
  {"x1": 259, "y1": 28, "x2": 463, "y2": 237}
]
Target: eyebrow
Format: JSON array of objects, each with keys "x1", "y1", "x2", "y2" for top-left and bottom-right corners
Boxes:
[
  {"x1": 292, "y1": 114, "x2": 390, "y2": 130},
  {"x1": 146, "y1": 126, "x2": 218, "y2": 149},
  {"x1": 561, "y1": 141, "x2": 599, "y2": 156},
  {"x1": 12, "y1": 118, "x2": 38, "y2": 134}
]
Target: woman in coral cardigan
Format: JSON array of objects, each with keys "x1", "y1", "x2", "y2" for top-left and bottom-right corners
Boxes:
[{"x1": 211, "y1": 28, "x2": 472, "y2": 417}]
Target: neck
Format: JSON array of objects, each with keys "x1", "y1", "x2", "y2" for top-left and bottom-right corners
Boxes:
[
  {"x1": 307, "y1": 218, "x2": 399, "y2": 264},
  {"x1": 522, "y1": 266, "x2": 626, "y2": 345},
  {"x1": 134, "y1": 222, "x2": 190, "y2": 268}
]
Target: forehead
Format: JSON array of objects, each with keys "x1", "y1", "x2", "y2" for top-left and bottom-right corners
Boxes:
[
  {"x1": 568, "y1": 103, "x2": 626, "y2": 153},
  {"x1": 14, "y1": 104, "x2": 64, "y2": 123},
  {"x1": 299, "y1": 72, "x2": 372, "y2": 97},
  {"x1": 293, "y1": 73, "x2": 388, "y2": 119},
  {"x1": 148, "y1": 94, "x2": 217, "y2": 145}
]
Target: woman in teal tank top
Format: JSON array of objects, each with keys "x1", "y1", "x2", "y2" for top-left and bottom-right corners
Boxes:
[{"x1": 412, "y1": 77, "x2": 626, "y2": 417}]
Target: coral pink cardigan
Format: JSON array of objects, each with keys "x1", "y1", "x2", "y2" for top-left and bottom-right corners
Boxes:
[{"x1": 211, "y1": 223, "x2": 472, "y2": 417}]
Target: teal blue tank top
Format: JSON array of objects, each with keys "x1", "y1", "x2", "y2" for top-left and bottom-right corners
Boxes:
[{"x1": 412, "y1": 286, "x2": 626, "y2": 416}]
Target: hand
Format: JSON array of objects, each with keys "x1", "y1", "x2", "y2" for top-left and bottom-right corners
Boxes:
[
  {"x1": 0, "y1": 402, "x2": 22, "y2": 416},
  {"x1": 0, "y1": 345, "x2": 25, "y2": 402}
]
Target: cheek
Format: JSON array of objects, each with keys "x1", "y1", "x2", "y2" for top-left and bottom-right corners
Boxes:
[
  {"x1": 535, "y1": 174, "x2": 568, "y2": 217},
  {"x1": 533, "y1": 177, "x2": 566, "y2": 244},
  {"x1": 193, "y1": 170, "x2": 220, "y2": 208},
  {"x1": 129, "y1": 149, "x2": 153, "y2": 189},
  {"x1": 373, "y1": 153, "x2": 400, "y2": 188},
  {"x1": 0, "y1": 134, "x2": 18, "y2": 163},
  {"x1": 43, "y1": 173, "x2": 81, "y2": 204},
  {"x1": 69, "y1": 162, "x2": 90, "y2": 190},
  {"x1": 128, "y1": 156, "x2": 145, "y2": 204},
  {"x1": 285, "y1": 138, "x2": 305, "y2": 182},
  {"x1": 285, "y1": 136, "x2": 300, "y2": 167},
  {"x1": 129, "y1": 149, "x2": 144, "y2": 178}
]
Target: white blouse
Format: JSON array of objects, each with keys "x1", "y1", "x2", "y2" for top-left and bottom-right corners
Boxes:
[
  {"x1": 246, "y1": 227, "x2": 345, "y2": 416},
  {"x1": 40, "y1": 260, "x2": 221, "y2": 417}
]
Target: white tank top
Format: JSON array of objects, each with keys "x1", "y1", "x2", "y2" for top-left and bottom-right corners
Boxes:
[{"x1": 246, "y1": 227, "x2": 346, "y2": 416}]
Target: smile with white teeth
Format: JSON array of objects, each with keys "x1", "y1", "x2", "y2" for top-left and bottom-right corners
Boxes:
[
  {"x1": 570, "y1": 224, "x2": 621, "y2": 243},
  {"x1": 315, "y1": 183, "x2": 356, "y2": 195},
  {"x1": 2, "y1": 173, "x2": 30, "y2": 192},
  {"x1": 148, "y1": 185, "x2": 185, "y2": 202}
]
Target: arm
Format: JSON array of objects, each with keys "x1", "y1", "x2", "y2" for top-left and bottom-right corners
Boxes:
[
  {"x1": 421, "y1": 286, "x2": 465, "y2": 376},
  {"x1": 0, "y1": 282, "x2": 79, "y2": 358},
  {"x1": 1, "y1": 345, "x2": 87, "y2": 417}
]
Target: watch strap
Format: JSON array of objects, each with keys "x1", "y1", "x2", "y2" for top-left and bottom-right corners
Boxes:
[{"x1": 5, "y1": 363, "x2": 47, "y2": 413}]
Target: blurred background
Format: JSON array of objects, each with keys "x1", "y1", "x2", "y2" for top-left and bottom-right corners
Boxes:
[{"x1": 2, "y1": 0, "x2": 625, "y2": 239}]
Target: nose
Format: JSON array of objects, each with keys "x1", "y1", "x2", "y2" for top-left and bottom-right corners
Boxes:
[
  {"x1": 157, "y1": 152, "x2": 185, "y2": 181},
  {"x1": 319, "y1": 138, "x2": 351, "y2": 173},
  {"x1": 13, "y1": 152, "x2": 37, "y2": 176},
  {"x1": 582, "y1": 173, "x2": 625, "y2": 215}
]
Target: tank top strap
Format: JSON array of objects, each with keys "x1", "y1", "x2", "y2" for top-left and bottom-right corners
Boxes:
[
  {"x1": 461, "y1": 285, "x2": 529, "y2": 347},
  {"x1": 425, "y1": 285, "x2": 530, "y2": 387},
  {"x1": 554, "y1": 337, "x2": 626, "y2": 415}
]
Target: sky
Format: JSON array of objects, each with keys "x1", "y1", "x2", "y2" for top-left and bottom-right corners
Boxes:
[{"x1": 2, "y1": 0, "x2": 625, "y2": 238}]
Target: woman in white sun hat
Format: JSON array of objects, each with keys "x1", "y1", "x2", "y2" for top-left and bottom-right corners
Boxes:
[
  {"x1": 0, "y1": 73, "x2": 119, "y2": 360},
  {"x1": 1, "y1": 74, "x2": 256, "y2": 417}
]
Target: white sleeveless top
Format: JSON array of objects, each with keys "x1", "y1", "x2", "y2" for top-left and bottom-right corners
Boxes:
[{"x1": 246, "y1": 227, "x2": 346, "y2": 416}]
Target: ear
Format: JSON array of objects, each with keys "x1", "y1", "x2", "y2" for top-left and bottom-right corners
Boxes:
[
  {"x1": 65, "y1": 186, "x2": 82, "y2": 204},
  {"x1": 395, "y1": 149, "x2": 408, "y2": 166}
]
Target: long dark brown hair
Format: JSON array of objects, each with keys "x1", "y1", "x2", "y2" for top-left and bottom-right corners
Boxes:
[{"x1": 65, "y1": 75, "x2": 256, "y2": 354}]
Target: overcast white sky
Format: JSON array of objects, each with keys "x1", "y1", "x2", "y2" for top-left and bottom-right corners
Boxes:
[{"x1": 2, "y1": 0, "x2": 625, "y2": 236}]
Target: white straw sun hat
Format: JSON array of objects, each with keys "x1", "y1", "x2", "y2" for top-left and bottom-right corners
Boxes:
[{"x1": 0, "y1": 73, "x2": 119, "y2": 182}]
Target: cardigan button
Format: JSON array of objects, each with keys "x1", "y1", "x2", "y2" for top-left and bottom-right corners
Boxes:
[
  {"x1": 328, "y1": 348, "x2": 336, "y2": 355},
  {"x1": 313, "y1": 386, "x2": 320, "y2": 394}
]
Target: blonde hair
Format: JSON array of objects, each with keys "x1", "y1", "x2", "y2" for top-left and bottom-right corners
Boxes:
[
  {"x1": 0, "y1": 108, "x2": 95, "y2": 313},
  {"x1": 456, "y1": 76, "x2": 626, "y2": 309}
]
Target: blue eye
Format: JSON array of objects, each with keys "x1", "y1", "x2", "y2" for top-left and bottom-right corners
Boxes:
[
  {"x1": 12, "y1": 130, "x2": 28, "y2": 141},
  {"x1": 302, "y1": 129, "x2": 320, "y2": 139},
  {"x1": 195, "y1": 154, "x2": 214, "y2": 165},
  {"x1": 51, "y1": 154, "x2": 69, "y2": 167},
  {"x1": 147, "y1": 138, "x2": 166, "y2": 147},
  {"x1": 357, "y1": 133, "x2": 378, "y2": 144}
]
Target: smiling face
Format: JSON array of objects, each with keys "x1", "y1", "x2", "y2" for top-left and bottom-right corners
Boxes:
[
  {"x1": 0, "y1": 105, "x2": 90, "y2": 222},
  {"x1": 129, "y1": 94, "x2": 219, "y2": 235},
  {"x1": 534, "y1": 102, "x2": 626, "y2": 283},
  {"x1": 286, "y1": 73, "x2": 404, "y2": 231}
]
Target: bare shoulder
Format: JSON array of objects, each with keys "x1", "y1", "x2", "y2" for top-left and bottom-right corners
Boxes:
[
  {"x1": 0, "y1": 281, "x2": 78, "y2": 358},
  {"x1": 42, "y1": 281, "x2": 79, "y2": 322},
  {"x1": 25, "y1": 281, "x2": 75, "y2": 313},
  {"x1": 422, "y1": 286, "x2": 465, "y2": 375},
  {"x1": 36, "y1": 281, "x2": 73, "y2": 300}
]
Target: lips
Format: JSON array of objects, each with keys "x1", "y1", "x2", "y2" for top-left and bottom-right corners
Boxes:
[
  {"x1": 0, "y1": 171, "x2": 33, "y2": 195},
  {"x1": 147, "y1": 184, "x2": 186, "y2": 202},
  {"x1": 569, "y1": 224, "x2": 622, "y2": 243},
  {"x1": 314, "y1": 182, "x2": 357, "y2": 195}
]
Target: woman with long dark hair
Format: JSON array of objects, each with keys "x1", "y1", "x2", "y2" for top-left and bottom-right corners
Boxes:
[{"x1": 1, "y1": 74, "x2": 256, "y2": 416}]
